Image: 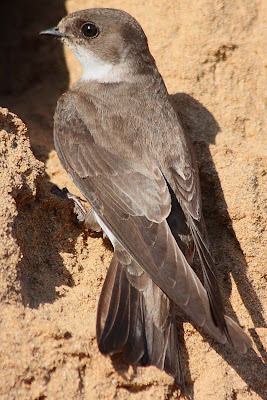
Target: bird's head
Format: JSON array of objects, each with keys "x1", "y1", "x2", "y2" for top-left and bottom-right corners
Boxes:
[{"x1": 40, "y1": 8, "x2": 155, "y2": 83}]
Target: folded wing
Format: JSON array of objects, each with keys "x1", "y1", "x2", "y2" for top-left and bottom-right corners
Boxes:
[{"x1": 54, "y1": 91, "x2": 252, "y2": 369}]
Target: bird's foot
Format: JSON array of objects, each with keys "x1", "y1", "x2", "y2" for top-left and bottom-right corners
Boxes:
[{"x1": 51, "y1": 185, "x2": 102, "y2": 232}]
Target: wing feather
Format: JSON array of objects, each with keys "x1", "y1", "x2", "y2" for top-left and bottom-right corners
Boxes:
[
  {"x1": 162, "y1": 125, "x2": 230, "y2": 339},
  {"x1": 54, "y1": 91, "x2": 252, "y2": 354}
]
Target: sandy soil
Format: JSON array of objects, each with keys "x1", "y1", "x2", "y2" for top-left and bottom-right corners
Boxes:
[{"x1": 0, "y1": 1, "x2": 266, "y2": 399}]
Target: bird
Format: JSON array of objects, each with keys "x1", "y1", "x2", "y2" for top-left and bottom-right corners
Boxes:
[{"x1": 40, "y1": 8, "x2": 252, "y2": 384}]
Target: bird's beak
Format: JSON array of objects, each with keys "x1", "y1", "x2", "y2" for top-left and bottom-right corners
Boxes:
[{"x1": 39, "y1": 27, "x2": 66, "y2": 38}]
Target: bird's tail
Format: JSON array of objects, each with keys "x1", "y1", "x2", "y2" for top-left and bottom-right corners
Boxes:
[{"x1": 96, "y1": 250, "x2": 183, "y2": 383}]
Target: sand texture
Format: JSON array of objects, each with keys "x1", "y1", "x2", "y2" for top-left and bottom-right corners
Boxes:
[{"x1": 0, "y1": 0, "x2": 266, "y2": 399}]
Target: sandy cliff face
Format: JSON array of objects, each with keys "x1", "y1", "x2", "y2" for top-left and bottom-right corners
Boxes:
[{"x1": 0, "y1": 1, "x2": 266, "y2": 399}]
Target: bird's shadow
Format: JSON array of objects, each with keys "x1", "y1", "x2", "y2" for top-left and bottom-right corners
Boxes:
[{"x1": 170, "y1": 93, "x2": 266, "y2": 399}]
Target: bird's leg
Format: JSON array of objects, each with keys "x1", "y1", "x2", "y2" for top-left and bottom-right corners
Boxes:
[
  {"x1": 51, "y1": 185, "x2": 102, "y2": 232},
  {"x1": 65, "y1": 189, "x2": 88, "y2": 222}
]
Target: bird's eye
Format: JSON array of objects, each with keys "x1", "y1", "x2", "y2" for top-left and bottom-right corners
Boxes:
[{"x1": 81, "y1": 23, "x2": 99, "y2": 39}]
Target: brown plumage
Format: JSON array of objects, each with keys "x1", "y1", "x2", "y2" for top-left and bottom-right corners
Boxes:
[{"x1": 40, "y1": 8, "x2": 252, "y2": 383}]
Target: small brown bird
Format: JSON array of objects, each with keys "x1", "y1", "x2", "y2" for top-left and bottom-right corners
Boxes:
[{"x1": 40, "y1": 8, "x2": 252, "y2": 383}]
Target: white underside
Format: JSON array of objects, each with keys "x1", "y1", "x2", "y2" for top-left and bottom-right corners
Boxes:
[
  {"x1": 67, "y1": 42, "x2": 129, "y2": 83},
  {"x1": 94, "y1": 211, "x2": 117, "y2": 248}
]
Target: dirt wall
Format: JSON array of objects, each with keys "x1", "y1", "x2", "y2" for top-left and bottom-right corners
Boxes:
[{"x1": 0, "y1": 1, "x2": 266, "y2": 399}]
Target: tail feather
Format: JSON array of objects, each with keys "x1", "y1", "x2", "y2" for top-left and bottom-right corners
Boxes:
[
  {"x1": 164, "y1": 320, "x2": 184, "y2": 383},
  {"x1": 97, "y1": 252, "x2": 183, "y2": 383},
  {"x1": 97, "y1": 245, "x2": 252, "y2": 383}
]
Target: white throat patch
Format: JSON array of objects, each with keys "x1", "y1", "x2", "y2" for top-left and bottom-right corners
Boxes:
[{"x1": 68, "y1": 43, "x2": 129, "y2": 83}]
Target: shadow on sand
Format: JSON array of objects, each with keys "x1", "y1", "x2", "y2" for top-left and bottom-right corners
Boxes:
[
  {"x1": 170, "y1": 93, "x2": 266, "y2": 399},
  {"x1": 0, "y1": 0, "x2": 69, "y2": 157},
  {"x1": 1, "y1": 2, "x2": 265, "y2": 397}
]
